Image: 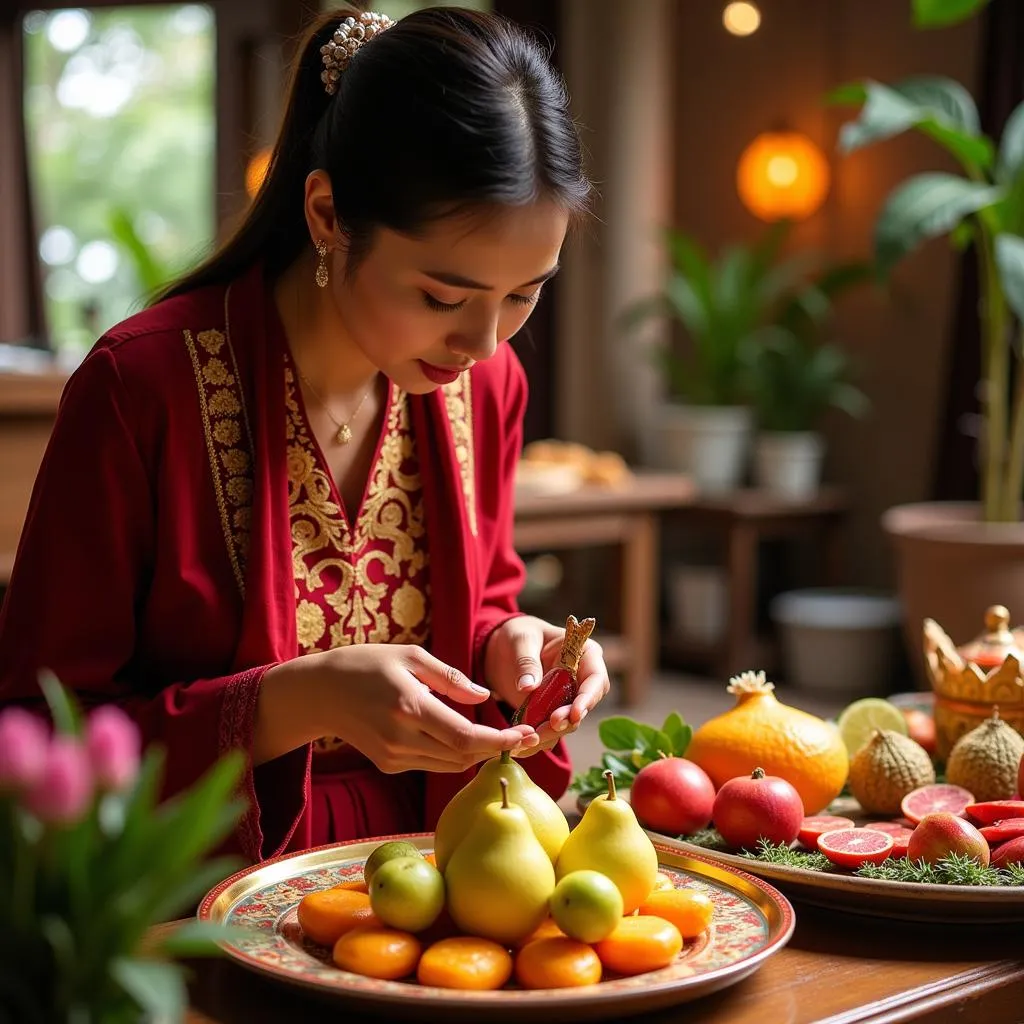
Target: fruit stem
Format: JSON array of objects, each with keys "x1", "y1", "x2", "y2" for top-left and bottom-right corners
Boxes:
[
  {"x1": 604, "y1": 769, "x2": 618, "y2": 801},
  {"x1": 558, "y1": 614, "x2": 597, "y2": 674},
  {"x1": 751, "y1": 767, "x2": 766, "y2": 780},
  {"x1": 499, "y1": 750, "x2": 511, "y2": 765},
  {"x1": 499, "y1": 776, "x2": 509, "y2": 809}
]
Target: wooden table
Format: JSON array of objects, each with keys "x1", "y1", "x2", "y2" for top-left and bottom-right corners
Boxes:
[
  {"x1": 664, "y1": 487, "x2": 849, "y2": 680},
  {"x1": 158, "y1": 904, "x2": 1024, "y2": 1023},
  {"x1": 514, "y1": 473, "x2": 696, "y2": 708}
]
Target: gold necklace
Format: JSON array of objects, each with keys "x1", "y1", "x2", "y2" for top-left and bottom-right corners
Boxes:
[{"x1": 296, "y1": 367, "x2": 375, "y2": 445}]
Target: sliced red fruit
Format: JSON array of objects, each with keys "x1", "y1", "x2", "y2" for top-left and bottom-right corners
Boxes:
[
  {"x1": 965, "y1": 800, "x2": 1024, "y2": 826},
  {"x1": 798, "y1": 815, "x2": 855, "y2": 849},
  {"x1": 900, "y1": 784, "x2": 975, "y2": 825},
  {"x1": 817, "y1": 828, "x2": 894, "y2": 870},
  {"x1": 865, "y1": 821, "x2": 914, "y2": 857},
  {"x1": 991, "y1": 834, "x2": 1024, "y2": 868},
  {"x1": 979, "y1": 818, "x2": 1024, "y2": 844}
]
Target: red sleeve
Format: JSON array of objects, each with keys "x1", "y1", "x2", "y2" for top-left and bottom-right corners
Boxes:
[{"x1": 0, "y1": 345, "x2": 306, "y2": 863}]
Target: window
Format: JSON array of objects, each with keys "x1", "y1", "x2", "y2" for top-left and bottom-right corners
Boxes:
[{"x1": 22, "y1": 5, "x2": 215, "y2": 356}]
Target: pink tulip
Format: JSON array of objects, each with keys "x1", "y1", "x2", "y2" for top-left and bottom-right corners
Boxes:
[
  {"x1": 24, "y1": 737, "x2": 94, "y2": 824},
  {"x1": 0, "y1": 707, "x2": 49, "y2": 792},
  {"x1": 86, "y1": 704, "x2": 140, "y2": 791}
]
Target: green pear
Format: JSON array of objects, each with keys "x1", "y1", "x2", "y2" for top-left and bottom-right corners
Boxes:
[
  {"x1": 443, "y1": 778, "x2": 557, "y2": 946},
  {"x1": 433, "y1": 755, "x2": 569, "y2": 871},
  {"x1": 555, "y1": 771, "x2": 658, "y2": 913}
]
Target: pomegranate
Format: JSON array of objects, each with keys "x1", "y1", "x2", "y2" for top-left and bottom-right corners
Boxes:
[
  {"x1": 629, "y1": 756, "x2": 716, "y2": 836},
  {"x1": 711, "y1": 767, "x2": 804, "y2": 850},
  {"x1": 965, "y1": 799, "x2": 1024, "y2": 826},
  {"x1": 900, "y1": 783, "x2": 974, "y2": 825},
  {"x1": 901, "y1": 708, "x2": 937, "y2": 756},
  {"x1": 979, "y1": 818, "x2": 1024, "y2": 844},
  {"x1": 797, "y1": 816, "x2": 855, "y2": 849},
  {"x1": 516, "y1": 615, "x2": 596, "y2": 728},
  {"x1": 817, "y1": 828, "x2": 894, "y2": 869},
  {"x1": 991, "y1": 834, "x2": 1024, "y2": 868},
  {"x1": 906, "y1": 812, "x2": 990, "y2": 867}
]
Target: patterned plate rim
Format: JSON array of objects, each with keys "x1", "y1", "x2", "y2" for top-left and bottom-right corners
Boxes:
[{"x1": 197, "y1": 831, "x2": 796, "y2": 1012}]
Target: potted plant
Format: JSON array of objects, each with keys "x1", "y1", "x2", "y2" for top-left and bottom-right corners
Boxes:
[
  {"x1": 0, "y1": 672, "x2": 245, "y2": 1022},
  {"x1": 830, "y1": 0, "x2": 1024, "y2": 669},
  {"x1": 624, "y1": 223, "x2": 795, "y2": 492},
  {"x1": 744, "y1": 256, "x2": 871, "y2": 498}
]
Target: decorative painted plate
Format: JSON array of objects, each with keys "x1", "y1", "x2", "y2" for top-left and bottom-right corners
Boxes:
[
  {"x1": 198, "y1": 833, "x2": 794, "y2": 1021},
  {"x1": 653, "y1": 796, "x2": 1024, "y2": 926}
]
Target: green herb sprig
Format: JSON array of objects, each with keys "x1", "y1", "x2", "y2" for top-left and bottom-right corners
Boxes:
[
  {"x1": 856, "y1": 853, "x2": 1024, "y2": 886},
  {"x1": 745, "y1": 839, "x2": 832, "y2": 871},
  {"x1": 568, "y1": 712, "x2": 691, "y2": 797}
]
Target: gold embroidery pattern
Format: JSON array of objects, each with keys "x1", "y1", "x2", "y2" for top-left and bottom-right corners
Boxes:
[
  {"x1": 184, "y1": 326, "x2": 254, "y2": 595},
  {"x1": 443, "y1": 373, "x2": 477, "y2": 536},
  {"x1": 286, "y1": 366, "x2": 431, "y2": 656}
]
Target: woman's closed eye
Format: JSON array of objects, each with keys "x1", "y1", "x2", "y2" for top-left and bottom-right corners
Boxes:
[{"x1": 421, "y1": 289, "x2": 542, "y2": 313}]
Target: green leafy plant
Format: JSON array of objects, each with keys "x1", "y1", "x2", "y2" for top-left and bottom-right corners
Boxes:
[
  {"x1": 568, "y1": 712, "x2": 692, "y2": 798},
  {"x1": 0, "y1": 672, "x2": 246, "y2": 1023},
  {"x1": 830, "y1": 0, "x2": 1024, "y2": 521},
  {"x1": 625, "y1": 220, "x2": 872, "y2": 423}
]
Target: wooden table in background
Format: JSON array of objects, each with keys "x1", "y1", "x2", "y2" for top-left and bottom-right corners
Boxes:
[
  {"x1": 664, "y1": 487, "x2": 850, "y2": 681},
  {"x1": 514, "y1": 473, "x2": 696, "y2": 708},
  {"x1": 158, "y1": 904, "x2": 1024, "y2": 1023}
]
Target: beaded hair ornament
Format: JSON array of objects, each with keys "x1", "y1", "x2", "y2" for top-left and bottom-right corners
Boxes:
[{"x1": 320, "y1": 11, "x2": 394, "y2": 95}]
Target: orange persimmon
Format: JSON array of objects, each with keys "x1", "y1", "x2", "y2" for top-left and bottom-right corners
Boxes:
[
  {"x1": 417, "y1": 936, "x2": 513, "y2": 990},
  {"x1": 515, "y1": 916, "x2": 566, "y2": 947},
  {"x1": 638, "y1": 890, "x2": 714, "y2": 940},
  {"x1": 297, "y1": 888, "x2": 378, "y2": 947},
  {"x1": 514, "y1": 937, "x2": 603, "y2": 990},
  {"x1": 332, "y1": 925, "x2": 422, "y2": 980},
  {"x1": 593, "y1": 916, "x2": 682, "y2": 975}
]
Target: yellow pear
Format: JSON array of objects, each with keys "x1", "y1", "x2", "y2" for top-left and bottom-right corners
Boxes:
[
  {"x1": 433, "y1": 755, "x2": 569, "y2": 871},
  {"x1": 555, "y1": 771, "x2": 658, "y2": 913},
  {"x1": 444, "y1": 778, "x2": 557, "y2": 946}
]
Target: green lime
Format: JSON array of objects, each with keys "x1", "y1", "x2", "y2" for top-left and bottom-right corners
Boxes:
[
  {"x1": 369, "y1": 856, "x2": 445, "y2": 932},
  {"x1": 836, "y1": 698, "x2": 908, "y2": 756},
  {"x1": 363, "y1": 840, "x2": 423, "y2": 885},
  {"x1": 549, "y1": 870, "x2": 624, "y2": 943}
]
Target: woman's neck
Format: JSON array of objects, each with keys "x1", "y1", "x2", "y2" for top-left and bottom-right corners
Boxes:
[{"x1": 273, "y1": 252, "x2": 379, "y2": 399}]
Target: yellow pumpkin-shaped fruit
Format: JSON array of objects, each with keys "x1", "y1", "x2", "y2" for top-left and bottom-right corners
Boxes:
[{"x1": 687, "y1": 671, "x2": 848, "y2": 814}]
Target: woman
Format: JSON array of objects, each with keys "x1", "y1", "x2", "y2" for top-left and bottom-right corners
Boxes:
[{"x1": 0, "y1": 6, "x2": 609, "y2": 863}]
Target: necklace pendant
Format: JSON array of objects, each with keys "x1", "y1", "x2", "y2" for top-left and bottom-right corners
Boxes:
[{"x1": 336, "y1": 423, "x2": 353, "y2": 445}]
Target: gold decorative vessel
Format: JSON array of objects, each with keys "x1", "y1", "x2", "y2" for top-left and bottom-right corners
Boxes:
[{"x1": 923, "y1": 605, "x2": 1024, "y2": 761}]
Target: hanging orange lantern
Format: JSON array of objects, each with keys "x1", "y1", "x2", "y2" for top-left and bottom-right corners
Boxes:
[{"x1": 736, "y1": 131, "x2": 830, "y2": 221}]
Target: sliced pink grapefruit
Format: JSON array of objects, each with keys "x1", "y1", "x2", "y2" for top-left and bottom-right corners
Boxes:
[
  {"x1": 817, "y1": 828, "x2": 894, "y2": 869},
  {"x1": 900, "y1": 784, "x2": 974, "y2": 825}
]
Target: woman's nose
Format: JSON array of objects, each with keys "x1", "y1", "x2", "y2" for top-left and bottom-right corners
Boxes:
[{"x1": 447, "y1": 327, "x2": 500, "y2": 363}]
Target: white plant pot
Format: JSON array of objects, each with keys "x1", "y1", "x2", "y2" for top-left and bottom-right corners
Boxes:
[
  {"x1": 754, "y1": 431, "x2": 825, "y2": 500},
  {"x1": 669, "y1": 565, "x2": 728, "y2": 645},
  {"x1": 656, "y1": 404, "x2": 752, "y2": 492}
]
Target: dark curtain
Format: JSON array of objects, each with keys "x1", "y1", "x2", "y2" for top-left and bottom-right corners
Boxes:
[
  {"x1": 493, "y1": 0, "x2": 562, "y2": 446},
  {"x1": 933, "y1": 0, "x2": 1024, "y2": 500}
]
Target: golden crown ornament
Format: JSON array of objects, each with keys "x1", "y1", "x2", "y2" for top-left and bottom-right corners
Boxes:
[{"x1": 320, "y1": 11, "x2": 394, "y2": 96}]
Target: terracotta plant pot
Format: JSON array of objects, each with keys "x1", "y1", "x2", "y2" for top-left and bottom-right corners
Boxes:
[{"x1": 882, "y1": 502, "x2": 1024, "y2": 687}]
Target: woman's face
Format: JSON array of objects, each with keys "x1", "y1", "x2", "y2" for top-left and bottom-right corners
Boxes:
[{"x1": 328, "y1": 200, "x2": 569, "y2": 394}]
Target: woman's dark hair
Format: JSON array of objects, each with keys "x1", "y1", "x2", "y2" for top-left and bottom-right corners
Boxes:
[{"x1": 160, "y1": 4, "x2": 591, "y2": 300}]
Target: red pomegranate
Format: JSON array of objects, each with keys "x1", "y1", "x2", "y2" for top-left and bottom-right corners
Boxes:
[
  {"x1": 629, "y1": 756, "x2": 716, "y2": 836},
  {"x1": 907, "y1": 812, "x2": 990, "y2": 867},
  {"x1": 712, "y1": 767, "x2": 804, "y2": 849}
]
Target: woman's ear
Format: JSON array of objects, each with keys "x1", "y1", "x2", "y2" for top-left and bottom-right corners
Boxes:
[{"x1": 304, "y1": 169, "x2": 338, "y2": 246}]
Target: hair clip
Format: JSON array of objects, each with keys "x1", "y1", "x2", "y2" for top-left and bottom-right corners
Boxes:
[{"x1": 320, "y1": 11, "x2": 394, "y2": 95}]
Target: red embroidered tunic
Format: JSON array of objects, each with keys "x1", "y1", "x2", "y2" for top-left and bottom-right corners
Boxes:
[{"x1": 284, "y1": 355, "x2": 433, "y2": 843}]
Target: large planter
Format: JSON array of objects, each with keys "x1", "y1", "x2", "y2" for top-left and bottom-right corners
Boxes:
[
  {"x1": 882, "y1": 502, "x2": 1024, "y2": 687},
  {"x1": 656, "y1": 404, "x2": 752, "y2": 492},
  {"x1": 754, "y1": 431, "x2": 825, "y2": 499}
]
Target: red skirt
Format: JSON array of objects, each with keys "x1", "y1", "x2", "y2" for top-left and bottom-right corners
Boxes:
[{"x1": 309, "y1": 744, "x2": 426, "y2": 847}]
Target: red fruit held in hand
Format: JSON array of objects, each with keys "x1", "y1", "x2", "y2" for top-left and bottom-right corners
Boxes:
[
  {"x1": 630, "y1": 756, "x2": 716, "y2": 836},
  {"x1": 516, "y1": 615, "x2": 596, "y2": 728},
  {"x1": 712, "y1": 767, "x2": 804, "y2": 850}
]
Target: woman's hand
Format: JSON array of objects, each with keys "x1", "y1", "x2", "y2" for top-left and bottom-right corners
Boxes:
[
  {"x1": 483, "y1": 615, "x2": 611, "y2": 754},
  {"x1": 257, "y1": 644, "x2": 538, "y2": 772}
]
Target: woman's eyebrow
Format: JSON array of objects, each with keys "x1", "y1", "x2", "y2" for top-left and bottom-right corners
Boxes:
[{"x1": 421, "y1": 264, "x2": 561, "y2": 291}]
